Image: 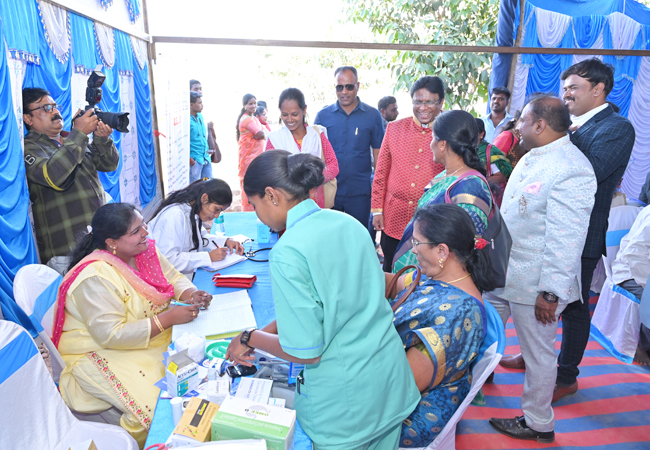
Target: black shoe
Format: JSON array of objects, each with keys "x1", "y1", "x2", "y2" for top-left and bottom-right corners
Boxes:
[{"x1": 489, "y1": 416, "x2": 555, "y2": 443}]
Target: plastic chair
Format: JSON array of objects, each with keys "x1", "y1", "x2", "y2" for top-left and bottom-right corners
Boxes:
[
  {"x1": 591, "y1": 205, "x2": 643, "y2": 293},
  {"x1": 400, "y1": 300, "x2": 506, "y2": 450},
  {"x1": 12, "y1": 264, "x2": 66, "y2": 382},
  {"x1": 0, "y1": 320, "x2": 138, "y2": 450},
  {"x1": 591, "y1": 259, "x2": 642, "y2": 364}
]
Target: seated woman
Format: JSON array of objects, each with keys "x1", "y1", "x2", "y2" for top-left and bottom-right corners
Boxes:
[
  {"x1": 393, "y1": 110, "x2": 493, "y2": 273},
  {"x1": 55, "y1": 203, "x2": 212, "y2": 447},
  {"x1": 265, "y1": 87, "x2": 339, "y2": 208},
  {"x1": 387, "y1": 203, "x2": 494, "y2": 448},
  {"x1": 148, "y1": 179, "x2": 244, "y2": 278},
  {"x1": 226, "y1": 151, "x2": 419, "y2": 450}
]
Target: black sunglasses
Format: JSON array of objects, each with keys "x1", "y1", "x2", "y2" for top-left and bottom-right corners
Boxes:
[{"x1": 335, "y1": 84, "x2": 357, "y2": 92}]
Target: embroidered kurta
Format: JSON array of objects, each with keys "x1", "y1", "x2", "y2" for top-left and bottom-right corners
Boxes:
[
  {"x1": 58, "y1": 249, "x2": 194, "y2": 438},
  {"x1": 494, "y1": 135, "x2": 597, "y2": 305},
  {"x1": 371, "y1": 117, "x2": 444, "y2": 239}
]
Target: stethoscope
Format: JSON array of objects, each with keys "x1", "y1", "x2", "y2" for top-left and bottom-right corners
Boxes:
[{"x1": 240, "y1": 238, "x2": 273, "y2": 262}]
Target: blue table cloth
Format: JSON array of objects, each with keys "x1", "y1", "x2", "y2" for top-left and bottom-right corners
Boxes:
[{"x1": 144, "y1": 212, "x2": 312, "y2": 449}]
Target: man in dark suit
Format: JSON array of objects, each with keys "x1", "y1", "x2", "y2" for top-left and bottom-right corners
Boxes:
[{"x1": 499, "y1": 58, "x2": 636, "y2": 402}]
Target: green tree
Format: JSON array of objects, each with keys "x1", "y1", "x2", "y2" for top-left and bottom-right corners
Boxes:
[{"x1": 345, "y1": 0, "x2": 500, "y2": 115}]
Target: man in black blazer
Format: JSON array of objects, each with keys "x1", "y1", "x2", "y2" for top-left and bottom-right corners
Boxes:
[
  {"x1": 498, "y1": 59, "x2": 637, "y2": 401},
  {"x1": 557, "y1": 59, "x2": 635, "y2": 400}
]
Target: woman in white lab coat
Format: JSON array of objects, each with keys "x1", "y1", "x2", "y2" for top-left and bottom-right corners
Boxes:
[{"x1": 148, "y1": 179, "x2": 243, "y2": 278}]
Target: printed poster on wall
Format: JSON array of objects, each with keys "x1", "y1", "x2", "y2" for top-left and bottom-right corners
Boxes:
[{"x1": 118, "y1": 73, "x2": 140, "y2": 207}]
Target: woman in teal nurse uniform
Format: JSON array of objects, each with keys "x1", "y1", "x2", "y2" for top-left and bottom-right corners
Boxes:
[{"x1": 226, "y1": 150, "x2": 420, "y2": 450}]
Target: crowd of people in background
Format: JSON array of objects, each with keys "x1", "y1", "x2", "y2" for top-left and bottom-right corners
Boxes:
[{"x1": 21, "y1": 55, "x2": 649, "y2": 449}]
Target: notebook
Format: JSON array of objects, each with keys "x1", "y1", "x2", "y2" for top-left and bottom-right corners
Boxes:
[
  {"x1": 171, "y1": 290, "x2": 257, "y2": 341},
  {"x1": 202, "y1": 251, "x2": 247, "y2": 272}
]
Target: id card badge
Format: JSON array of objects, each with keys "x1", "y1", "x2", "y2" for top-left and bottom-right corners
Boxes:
[{"x1": 288, "y1": 362, "x2": 305, "y2": 384}]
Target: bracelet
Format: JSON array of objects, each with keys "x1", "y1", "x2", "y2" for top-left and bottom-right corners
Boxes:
[{"x1": 153, "y1": 315, "x2": 165, "y2": 332}]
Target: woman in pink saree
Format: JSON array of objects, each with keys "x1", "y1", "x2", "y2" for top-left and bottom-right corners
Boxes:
[{"x1": 237, "y1": 94, "x2": 266, "y2": 211}]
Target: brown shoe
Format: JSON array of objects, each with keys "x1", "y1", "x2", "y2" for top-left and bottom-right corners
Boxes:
[
  {"x1": 499, "y1": 353, "x2": 526, "y2": 370},
  {"x1": 552, "y1": 381, "x2": 578, "y2": 403}
]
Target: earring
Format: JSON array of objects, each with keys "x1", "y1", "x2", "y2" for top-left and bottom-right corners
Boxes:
[
  {"x1": 439, "y1": 258, "x2": 444, "y2": 269},
  {"x1": 273, "y1": 202, "x2": 278, "y2": 206},
  {"x1": 112, "y1": 247, "x2": 117, "y2": 255}
]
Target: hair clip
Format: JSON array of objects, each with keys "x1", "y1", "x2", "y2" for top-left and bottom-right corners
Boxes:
[
  {"x1": 475, "y1": 238, "x2": 488, "y2": 250},
  {"x1": 87, "y1": 225, "x2": 93, "y2": 235}
]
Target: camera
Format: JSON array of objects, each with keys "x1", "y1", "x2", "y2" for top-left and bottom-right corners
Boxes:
[{"x1": 75, "y1": 66, "x2": 130, "y2": 133}]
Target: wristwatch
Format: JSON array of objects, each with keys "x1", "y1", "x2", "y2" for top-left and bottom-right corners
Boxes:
[
  {"x1": 240, "y1": 327, "x2": 257, "y2": 349},
  {"x1": 542, "y1": 291, "x2": 559, "y2": 304}
]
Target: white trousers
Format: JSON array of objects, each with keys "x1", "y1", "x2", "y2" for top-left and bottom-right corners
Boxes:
[{"x1": 484, "y1": 292, "x2": 569, "y2": 433}]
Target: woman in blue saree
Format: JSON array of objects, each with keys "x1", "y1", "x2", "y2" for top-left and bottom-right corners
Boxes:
[
  {"x1": 387, "y1": 203, "x2": 496, "y2": 448},
  {"x1": 393, "y1": 111, "x2": 492, "y2": 273}
]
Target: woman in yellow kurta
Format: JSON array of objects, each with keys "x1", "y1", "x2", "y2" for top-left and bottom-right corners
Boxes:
[
  {"x1": 53, "y1": 203, "x2": 212, "y2": 448},
  {"x1": 237, "y1": 93, "x2": 266, "y2": 211}
]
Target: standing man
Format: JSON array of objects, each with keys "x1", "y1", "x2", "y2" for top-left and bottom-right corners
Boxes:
[
  {"x1": 378, "y1": 96, "x2": 399, "y2": 131},
  {"x1": 315, "y1": 66, "x2": 385, "y2": 227},
  {"x1": 482, "y1": 87, "x2": 513, "y2": 143},
  {"x1": 190, "y1": 79, "x2": 220, "y2": 168},
  {"x1": 554, "y1": 58, "x2": 635, "y2": 400},
  {"x1": 189, "y1": 91, "x2": 212, "y2": 183},
  {"x1": 22, "y1": 88, "x2": 119, "y2": 267},
  {"x1": 371, "y1": 76, "x2": 445, "y2": 271},
  {"x1": 487, "y1": 95, "x2": 596, "y2": 443}
]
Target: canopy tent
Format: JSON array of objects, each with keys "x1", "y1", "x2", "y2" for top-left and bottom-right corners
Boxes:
[
  {"x1": 490, "y1": 0, "x2": 650, "y2": 203},
  {"x1": 0, "y1": 0, "x2": 157, "y2": 327}
]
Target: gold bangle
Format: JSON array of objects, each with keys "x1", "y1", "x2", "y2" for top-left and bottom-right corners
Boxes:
[{"x1": 153, "y1": 315, "x2": 165, "y2": 333}]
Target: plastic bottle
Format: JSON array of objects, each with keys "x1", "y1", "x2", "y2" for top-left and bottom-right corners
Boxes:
[{"x1": 215, "y1": 214, "x2": 225, "y2": 234}]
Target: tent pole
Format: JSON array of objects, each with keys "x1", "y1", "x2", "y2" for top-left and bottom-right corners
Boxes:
[{"x1": 507, "y1": 0, "x2": 526, "y2": 113}]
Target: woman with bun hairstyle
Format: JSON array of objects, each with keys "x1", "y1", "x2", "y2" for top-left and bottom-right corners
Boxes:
[
  {"x1": 148, "y1": 178, "x2": 244, "y2": 278},
  {"x1": 386, "y1": 203, "x2": 496, "y2": 447},
  {"x1": 393, "y1": 110, "x2": 493, "y2": 273},
  {"x1": 226, "y1": 151, "x2": 419, "y2": 450},
  {"x1": 237, "y1": 94, "x2": 266, "y2": 211},
  {"x1": 265, "y1": 87, "x2": 339, "y2": 208}
]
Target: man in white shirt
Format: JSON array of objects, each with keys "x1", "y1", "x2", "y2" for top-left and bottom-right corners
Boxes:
[
  {"x1": 481, "y1": 86, "x2": 514, "y2": 143},
  {"x1": 611, "y1": 205, "x2": 650, "y2": 365}
]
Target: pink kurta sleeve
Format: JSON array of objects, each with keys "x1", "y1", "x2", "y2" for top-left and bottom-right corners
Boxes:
[
  {"x1": 371, "y1": 127, "x2": 392, "y2": 213},
  {"x1": 243, "y1": 116, "x2": 262, "y2": 134},
  {"x1": 320, "y1": 133, "x2": 339, "y2": 183}
]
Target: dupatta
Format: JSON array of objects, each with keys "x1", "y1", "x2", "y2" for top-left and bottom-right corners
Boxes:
[
  {"x1": 51, "y1": 239, "x2": 175, "y2": 347},
  {"x1": 266, "y1": 125, "x2": 326, "y2": 156}
]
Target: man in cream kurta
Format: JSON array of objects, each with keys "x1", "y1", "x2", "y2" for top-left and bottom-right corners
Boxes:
[{"x1": 486, "y1": 96, "x2": 596, "y2": 443}]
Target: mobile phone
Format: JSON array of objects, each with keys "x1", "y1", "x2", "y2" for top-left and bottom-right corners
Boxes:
[{"x1": 226, "y1": 364, "x2": 258, "y2": 378}]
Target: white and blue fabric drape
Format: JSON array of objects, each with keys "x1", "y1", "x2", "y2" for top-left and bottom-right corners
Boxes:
[
  {"x1": 490, "y1": 0, "x2": 650, "y2": 202},
  {"x1": 0, "y1": 0, "x2": 156, "y2": 328}
]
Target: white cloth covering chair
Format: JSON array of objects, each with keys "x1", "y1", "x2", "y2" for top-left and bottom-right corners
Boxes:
[
  {"x1": 13, "y1": 263, "x2": 65, "y2": 382},
  {"x1": 590, "y1": 205, "x2": 643, "y2": 293},
  {"x1": 0, "y1": 320, "x2": 138, "y2": 450},
  {"x1": 401, "y1": 300, "x2": 506, "y2": 450}
]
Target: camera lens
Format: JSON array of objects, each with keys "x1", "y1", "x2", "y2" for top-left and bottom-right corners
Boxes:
[{"x1": 96, "y1": 111, "x2": 130, "y2": 133}]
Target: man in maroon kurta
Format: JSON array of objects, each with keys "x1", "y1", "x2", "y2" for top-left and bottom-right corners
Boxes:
[{"x1": 371, "y1": 76, "x2": 446, "y2": 271}]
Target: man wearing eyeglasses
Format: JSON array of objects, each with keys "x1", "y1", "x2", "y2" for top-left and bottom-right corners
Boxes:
[
  {"x1": 314, "y1": 66, "x2": 385, "y2": 229},
  {"x1": 371, "y1": 76, "x2": 446, "y2": 271},
  {"x1": 22, "y1": 87, "x2": 119, "y2": 269}
]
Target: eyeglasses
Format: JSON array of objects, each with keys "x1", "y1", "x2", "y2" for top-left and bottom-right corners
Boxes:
[
  {"x1": 26, "y1": 103, "x2": 59, "y2": 113},
  {"x1": 411, "y1": 238, "x2": 437, "y2": 248},
  {"x1": 412, "y1": 100, "x2": 442, "y2": 108},
  {"x1": 335, "y1": 84, "x2": 357, "y2": 92}
]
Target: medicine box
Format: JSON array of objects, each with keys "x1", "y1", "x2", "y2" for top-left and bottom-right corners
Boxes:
[
  {"x1": 166, "y1": 349, "x2": 200, "y2": 397},
  {"x1": 211, "y1": 396, "x2": 296, "y2": 450},
  {"x1": 172, "y1": 397, "x2": 220, "y2": 445}
]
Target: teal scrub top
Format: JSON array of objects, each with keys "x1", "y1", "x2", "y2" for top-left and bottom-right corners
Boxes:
[{"x1": 269, "y1": 199, "x2": 420, "y2": 449}]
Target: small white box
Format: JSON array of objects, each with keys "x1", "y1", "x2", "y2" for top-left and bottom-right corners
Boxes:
[{"x1": 166, "y1": 349, "x2": 199, "y2": 397}]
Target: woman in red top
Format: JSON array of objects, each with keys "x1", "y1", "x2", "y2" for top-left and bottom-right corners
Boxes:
[{"x1": 266, "y1": 88, "x2": 339, "y2": 208}]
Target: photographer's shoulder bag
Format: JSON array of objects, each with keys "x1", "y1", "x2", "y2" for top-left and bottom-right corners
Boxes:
[{"x1": 444, "y1": 170, "x2": 512, "y2": 289}]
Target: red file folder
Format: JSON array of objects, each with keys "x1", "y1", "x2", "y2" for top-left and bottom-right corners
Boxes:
[{"x1": 212, "y1": 274, "x2": 257, "y2": 288}]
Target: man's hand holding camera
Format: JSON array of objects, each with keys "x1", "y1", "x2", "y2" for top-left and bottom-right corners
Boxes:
[{"x1": 73, "y1": 108, "x2": 114, "y2": 137}]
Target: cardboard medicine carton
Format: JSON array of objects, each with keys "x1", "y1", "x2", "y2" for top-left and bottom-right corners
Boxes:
[
  {"x1": 166, "y1": 349, "x2": 199, "y2": 397},
  {"x1": 172, "y1": 397, "x2": 220, "y2": 445}
]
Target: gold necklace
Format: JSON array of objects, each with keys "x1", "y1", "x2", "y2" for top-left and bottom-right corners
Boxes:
[
  {"x1": 446, "y1": 165, "x2": 466, "y2": 177},
  {"x1": 444, "y1": 273, "x2": 471, "y2": 284}
]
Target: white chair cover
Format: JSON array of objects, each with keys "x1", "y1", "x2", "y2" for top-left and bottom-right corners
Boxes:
[
  {"x1": 0, "y1": 320, "x2": 138, "y2": 450},
  {"x1": 400, "y1": 300, "x2": 506, "y2": 450},
  {"x1": 13, "y1": 264, "x2": 66, "y2": 382}
]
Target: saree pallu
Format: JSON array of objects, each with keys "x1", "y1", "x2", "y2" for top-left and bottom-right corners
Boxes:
[
  {"x1": 238, "y1": 114, "x2": 265, "y2": 211},
  {"x1": 392, "y1": 173, "x2": 492, "y2": 273},
  {"x1": 391, "y1": 278, "x2": 486, "y2": 448}
]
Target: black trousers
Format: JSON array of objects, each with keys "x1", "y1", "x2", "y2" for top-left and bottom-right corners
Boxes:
[
  {"x1": 557, "y1": 256, "x2": 600, "y2": 387},
  {"x1": 380, "y1": 233, "x2": 401, "y2": 273}
]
